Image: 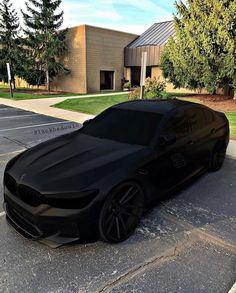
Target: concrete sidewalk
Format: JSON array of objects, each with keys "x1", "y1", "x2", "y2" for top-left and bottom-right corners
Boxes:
[
  {"x1": 0, "y1": 91, "x2": 126, "y2": 124},
  {"x1": 227, "y1": 139, "x2": 236, "y2": 159}
]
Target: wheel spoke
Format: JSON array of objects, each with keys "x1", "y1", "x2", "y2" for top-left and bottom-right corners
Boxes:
[
  {"x1": 115, "y1": 217, "x2": 121, "y2": 240},
  {"x1": 120, "y1": 188, "x2": 138, "y2": 205},
  {"x1": 119, "y1": 186, "x2": 133, "y2": 204},
  {"x1": 106, "y1": 216, "x2": 115, "y2": 234},
  {"x1": 118, "y1": 214, "x2": 126, "y2": 231},
  {"x1": 105, "y1": 212, "x2": 113, "y2": 225}
]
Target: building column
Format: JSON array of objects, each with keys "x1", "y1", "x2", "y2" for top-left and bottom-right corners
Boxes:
[{"x1": 124, "y1": 67, "x2": 131, "y2": 82}]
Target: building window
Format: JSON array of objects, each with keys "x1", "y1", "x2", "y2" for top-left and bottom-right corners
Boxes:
[
  {"x1": 146, "y1": 66, "x2": 152, "y2": 78},
  {"x1": 100, "y1": 71, "x2": 114, "y2": 90},
  {"x1": 130, "y1": 66, "x2": 152, "y2": 86}
]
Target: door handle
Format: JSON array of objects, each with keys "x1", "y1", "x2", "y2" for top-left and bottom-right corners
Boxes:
[{"x1": 187, "y1": 140, "x2": 194, "y2": 145}]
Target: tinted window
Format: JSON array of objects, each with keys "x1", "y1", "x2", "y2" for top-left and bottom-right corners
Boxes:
[
  {"x1": 204, "y1": 109, "x2": 215, "y2": 124},
  {"x1": 186, "y1": 108, "x2": 205, "y2": 132},
  {"x1": 162, "y1": 110, "x2": 190, "y2": 139},
  {"x1": 81, "y1": 108, "x2": 164, "y2": 146}
]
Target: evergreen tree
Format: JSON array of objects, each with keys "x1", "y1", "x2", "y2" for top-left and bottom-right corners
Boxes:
[
  {"x1": 160, "y1": 0, "x2": 236, "y2": 97},
  {"x1": 0, "y1": 0, "x2": 20, "y2": 88},
  {"x1": 21, "y1": 0, "x2": 69, "y2": 90}
]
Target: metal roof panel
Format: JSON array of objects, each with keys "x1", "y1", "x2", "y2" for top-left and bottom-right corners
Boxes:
[{"x1": 127, "y1": 21, "x2": 175, "y2": 48}]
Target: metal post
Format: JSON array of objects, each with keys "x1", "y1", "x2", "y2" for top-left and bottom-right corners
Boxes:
[
  {"x1": 140, "y1": 52, "x2": 147, "y2": 99},
  {"x1": 6, "y1": 63, "x2": 13, "y2": 98}
]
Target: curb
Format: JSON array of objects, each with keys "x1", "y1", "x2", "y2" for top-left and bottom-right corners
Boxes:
[
  {"x1": 226, "y1": 154, "x2": 236, "y2": 160},
  {"x1": 229, "y1": 282, "x2": 236, "y2": 293}
]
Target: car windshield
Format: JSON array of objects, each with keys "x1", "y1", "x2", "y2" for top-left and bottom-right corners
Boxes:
[{"x1": 80, "y1": 108, "x2": 163, "y2": 146}]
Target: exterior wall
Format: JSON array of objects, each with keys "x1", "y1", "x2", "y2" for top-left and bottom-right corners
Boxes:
[
  {"x1": 124, "y1": 66, "x2": 195, "y2": 93},
  {"x1": 51, "y1": 25, "x2": 87, "y2": 93},
  {"x1": 125, "y1": 45, "x2": 165, "y2": 67},
  {"x1": 151, "y1": 66, "x2": 195, "y2": 93},
  {"x1": 85, "y1": 25, "x2": 138, "y2": 93}
]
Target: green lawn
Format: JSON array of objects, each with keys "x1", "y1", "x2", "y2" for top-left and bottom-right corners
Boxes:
[
  {"x1": 53, "y1": 94, "x2": 129, "y2": 115},
  {"x1": 225, "y1": 113, "x2": 236, "y2": 140},
  {"x1": 0, "y1": 91, "x2": 84, "y2": 100},
  {"x1": 54, "y1": 93, "x2": 195, "y2": 116}
]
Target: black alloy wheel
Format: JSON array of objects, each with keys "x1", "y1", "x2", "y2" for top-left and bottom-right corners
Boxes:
[
  {"x1": 209, "y1": 142, "x2": 227, "y2": 172},
  {"x1": 99, "y1": 182, "x2": 144, "y2": 243}
]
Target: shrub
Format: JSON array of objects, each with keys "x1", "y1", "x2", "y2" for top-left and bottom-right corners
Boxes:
[
  {"x1": 144, "y1": 91, "x2": 157, "y2": 99},
  {"x1": 128, "y1": 87, "x2": 140, "y2": 100},
  {"x1": 145, "y1": 77, "x2": 166, "y2": 95},
  {"x1": 124, "y1": 82, "x2": 131, "y2": 90},
  {"x1": 159, "y1": 91, "x2": 173, "y2": 99}
]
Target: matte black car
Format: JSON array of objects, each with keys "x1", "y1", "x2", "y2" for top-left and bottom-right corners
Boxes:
[{"x1": 3, "y1": 99, "x2": 229, "y2": 244}]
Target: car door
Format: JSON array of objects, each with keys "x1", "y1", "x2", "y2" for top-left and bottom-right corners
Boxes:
[
  {"x1": 185, "y1": 106, "x2": 212, "y2": 173},
  {"x1": 146, "y1": 109, "x2": 193, "y2": 194}
]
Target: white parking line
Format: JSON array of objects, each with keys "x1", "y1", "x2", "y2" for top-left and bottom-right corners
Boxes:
[
  {"x1": 0, "y1": 212, "x2": 6, "y2": 217},
  {"x1": 0, "y1": 114, "x2": 39, "y2": 120},
  {"x1": 0, "y1": 149, "x2": 25, "y2": 157},
  {"x1": 0, "y1": 121, "x2": 70, "y2": 132}
]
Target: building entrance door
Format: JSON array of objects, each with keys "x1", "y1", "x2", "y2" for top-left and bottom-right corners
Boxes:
[{"x1": 100, "y1": 71, "x2": 114, "y2": 90}]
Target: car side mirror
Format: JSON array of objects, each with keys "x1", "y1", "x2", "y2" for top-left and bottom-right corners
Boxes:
[
  {"x1": 83, "y1": 119, "x2": 92, "y2": 127},
  {"x1": 158, "y1": 134, "x2": 176, "y2": 147}
]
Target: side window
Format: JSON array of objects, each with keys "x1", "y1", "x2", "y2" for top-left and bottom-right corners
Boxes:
[
  {"x1": 186, "y1": 108, "x2": 205, "y2": 132},
  {"x1": 162, "y1": 111, "x2": 190, "y2": 139}
]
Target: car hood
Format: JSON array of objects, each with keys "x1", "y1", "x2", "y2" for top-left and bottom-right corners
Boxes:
[{"x1": 8, "y1": 131, "x2": 147, "y2": 193}]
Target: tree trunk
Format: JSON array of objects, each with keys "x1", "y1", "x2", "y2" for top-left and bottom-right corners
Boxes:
[
  {"x1": 46, "y1": 69, "x2": 50, "y2": 92},
  {"x1": 222, "y1": 84, "x2": 230, "y2": 96}
]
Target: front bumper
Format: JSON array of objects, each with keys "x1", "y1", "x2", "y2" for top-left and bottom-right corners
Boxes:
[{"x1": 4, "y1": 187, "x2": 101, "y2": 245}]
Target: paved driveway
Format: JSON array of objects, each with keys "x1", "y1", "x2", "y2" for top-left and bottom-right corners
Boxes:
[{"x1": 0, "y1": 105, "x2": 235, "y2": 293}]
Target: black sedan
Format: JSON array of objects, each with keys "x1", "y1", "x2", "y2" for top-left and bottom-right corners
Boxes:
[{"x1": 3, "y1": 99, "x2": 229, "y2": 244}]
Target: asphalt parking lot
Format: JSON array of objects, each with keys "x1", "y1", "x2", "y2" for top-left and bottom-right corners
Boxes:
[{"x1": 0, "y1": 104, "x2": 235, "y2": 293}]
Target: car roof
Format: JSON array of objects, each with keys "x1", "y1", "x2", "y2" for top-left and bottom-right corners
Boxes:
[{"x1": 113, "y1": 99, "x2": 197, "y2": 115}]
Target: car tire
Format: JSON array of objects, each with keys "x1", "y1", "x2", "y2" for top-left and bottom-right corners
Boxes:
[
  {"x1": 209, "y1": 141, "x2": 227, "y2": 172},
  {"x1": 99, "y1": 182, "x2": 144, "y2": 243}
]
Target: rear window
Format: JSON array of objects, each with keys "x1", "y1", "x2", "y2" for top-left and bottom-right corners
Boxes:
[
  {"x1": 81, "y1": 108, "x2": 164, "y2": 146},
  {"x1": 162, "y1": 110, "x2": 190, "y2": 139},
  {"x1": 186, "y1": 108, "x2": 206, "y2": 131}
]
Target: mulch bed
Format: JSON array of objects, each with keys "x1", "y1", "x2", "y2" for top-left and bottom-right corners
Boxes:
[{"x1": 187, "y1": 94, "x2": 236, "y2": 112}]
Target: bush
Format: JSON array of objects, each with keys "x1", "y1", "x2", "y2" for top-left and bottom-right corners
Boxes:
[
  {"x1": 159, "y1": 91, "x2": 173, "y2": 99},
  {"x1": 128, "y1": 78, "x2": 171, "y2": 100},
  {"x1": 124, "y1": 82, "x2": 131, "y2": 90},
  {"x1": 145, "y1": 77, "x2": 166, "y2": 95},
  {"x1": 128, "y1": 87, "x2": 140, "y2": 100},
  {"x1": 144, "y1": 91, "x2": 157, "y2": 99}
]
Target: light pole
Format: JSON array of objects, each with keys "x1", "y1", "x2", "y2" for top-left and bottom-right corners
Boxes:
[
  {"x1": 6, "y1": 63, "x2": 13, "y2": 98},
  {"x1": 140, "y1": 52, "x2": 147, "y2": 99}
]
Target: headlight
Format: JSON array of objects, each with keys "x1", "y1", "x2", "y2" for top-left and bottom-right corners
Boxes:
[{"x1": 44, "y1": 190, "x2": 99, "y2": 209}]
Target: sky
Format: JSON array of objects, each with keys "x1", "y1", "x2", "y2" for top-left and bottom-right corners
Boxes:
[{"x1": 12, "y1": 0, "x2": 177, "y2": 35}]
